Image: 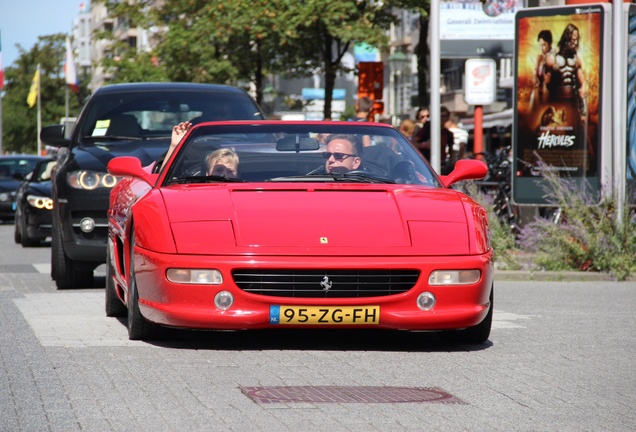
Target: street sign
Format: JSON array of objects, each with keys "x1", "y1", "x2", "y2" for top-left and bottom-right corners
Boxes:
[{"x1": 464, "y1": 58, "x2": 497, "y2": 106}]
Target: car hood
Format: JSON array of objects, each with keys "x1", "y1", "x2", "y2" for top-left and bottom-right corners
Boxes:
[
  {"x1": 0, "y1": 179, "x2": 20, "y2": 193},
  {"x1": 162, "y1": 185, "x2": 471, "y2": 256},
  {"x1": 69, "y1": 140, "x2": 170, "y2": 172},
  {"x1": 26, "y1": 181, "x2": 53, "y2": 197}
]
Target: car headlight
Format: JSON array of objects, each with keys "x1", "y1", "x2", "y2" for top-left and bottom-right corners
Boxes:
[
  {"x1": 67, "y1": 170, "x2": 120, "y2": 190},
  {"x1": 0, "y1": 192, "x2": 9, "y2": 202},
  {"x1": 166, "y1": 269, "x2": 223, "y2": 284},
  {"x1": 26, "y1": 195, "x2": 54, "y2": 210},
  {"x1": 429, "y1": 270, "x2": 481, "y2": 286}
]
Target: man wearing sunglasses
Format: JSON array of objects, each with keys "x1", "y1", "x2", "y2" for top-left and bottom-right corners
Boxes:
[{"x1": 323, "y1": 135, "x2": 362, "y2": 173}]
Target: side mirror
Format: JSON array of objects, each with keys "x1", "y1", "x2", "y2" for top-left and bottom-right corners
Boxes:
[
  {"x1": 438, "y1": 159, "x2": 488, "y2": 188},
  {"x1": 107, "y1": 156, "x2": 158, "y2": 185},
  {"x1": 40, "y1": 125, "x2": 71, "y2": 147}
]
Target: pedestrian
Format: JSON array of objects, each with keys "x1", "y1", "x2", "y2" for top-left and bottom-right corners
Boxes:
[
  {"x1": 349, "y1": 97, "x2": 374, "y2": 122},
  {"x1": 441, "y1": 106, "x2": 468, "y2": 161}
]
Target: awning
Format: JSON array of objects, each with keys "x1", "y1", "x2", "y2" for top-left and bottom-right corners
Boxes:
[{"x1": 458, "y1": 108, "x2": 513, "y2": 130}]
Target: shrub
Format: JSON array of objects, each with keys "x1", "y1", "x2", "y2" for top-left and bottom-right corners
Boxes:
[{"x1": 516, "y1": 169, "x2": 636, "y2": 281}]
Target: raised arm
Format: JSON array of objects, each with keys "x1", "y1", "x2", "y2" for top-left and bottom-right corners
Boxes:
[{"x1": 160, "y1": 121, "x2": 192, "y2": 171}]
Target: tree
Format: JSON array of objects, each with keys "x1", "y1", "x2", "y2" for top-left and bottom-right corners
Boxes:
[
  {"x1": 416, "y1": 6, "x2": 431, "y2": 108},
  {"x1": 92, "y1": 0, "x2": 426, "y2": 119},
  {"x1": 1, "y1": 33, "x2": 88, "y2": 154}
]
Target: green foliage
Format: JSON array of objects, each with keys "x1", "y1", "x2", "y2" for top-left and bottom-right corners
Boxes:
[
  {"x1": 91, "y1": 0, "x2": 421, "y2": 117},
  {"x1": 1, "y1": 33, "x2": 88, "y2": 154},
  {"x1": 517, "y1": 170, "x2": 636, "y2": 281}
]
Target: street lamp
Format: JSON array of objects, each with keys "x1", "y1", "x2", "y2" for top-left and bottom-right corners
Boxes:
[{"x1": 388, "y1": 50, "x2": 409, "y2": 122}]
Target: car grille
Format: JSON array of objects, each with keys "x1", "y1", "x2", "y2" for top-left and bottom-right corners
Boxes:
[{"x1": 232, "y1": 269, "x2": 420, "y2": 298}]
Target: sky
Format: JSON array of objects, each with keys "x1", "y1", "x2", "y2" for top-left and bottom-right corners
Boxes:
[{"x1": 0, "y1": 0, "x2": 88, "y2": 68}]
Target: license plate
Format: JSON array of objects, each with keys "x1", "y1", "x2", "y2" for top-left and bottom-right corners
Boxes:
[{"x1": 269, "y1": 305, "x2": 380, "y2": 325}]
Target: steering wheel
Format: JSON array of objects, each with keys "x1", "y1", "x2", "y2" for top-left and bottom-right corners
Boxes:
[{"x1": 182, "y1": 163, "x2": 203, "y2": 177}]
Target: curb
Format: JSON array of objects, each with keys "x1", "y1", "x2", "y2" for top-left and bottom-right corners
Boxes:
[{"x1": 494, "y1": 270, "x2": 634, "y2": 282}]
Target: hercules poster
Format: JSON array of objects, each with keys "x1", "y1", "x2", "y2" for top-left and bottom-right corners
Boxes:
[{"x1": 513, "y1": 5, "x2": 608, "y2": 205}]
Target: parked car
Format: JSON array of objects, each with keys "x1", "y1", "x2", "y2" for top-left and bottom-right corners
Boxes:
[
  {"x1": 0, "y1": 155, "x2": 48, "y2": 223},
  {"x1": 40, "y1": 82, "x2": 264, "y2": 289},
  {"x1": 14, "y1": 158, "x2": 57, "y2": 246},
  {"x1": 105, "y1": 120, "x2": 493, "y2": 343}
]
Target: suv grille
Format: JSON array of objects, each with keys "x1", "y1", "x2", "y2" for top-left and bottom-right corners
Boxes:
[{"x1": 232, "y1": 269, "x2": 420, "y2": 298}]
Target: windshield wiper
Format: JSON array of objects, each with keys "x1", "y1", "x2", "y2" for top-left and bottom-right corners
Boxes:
[
  {"x1": 168, "y1": 175, "x2": 245, "y2": 184},
  {"x1": 83, "y1": 135, "x2": 143, "y2": 141},
  {"x1": 268, "y1": 174, "x2": 395, "y2": 184}
]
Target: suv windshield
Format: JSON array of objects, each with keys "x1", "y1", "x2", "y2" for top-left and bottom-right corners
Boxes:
[
  {"x1": 78, "y1": 91, "x2": 262, "y2": 143},
  {"x1": 0, "y1": 158, "x2": 41, "y2": 179}
]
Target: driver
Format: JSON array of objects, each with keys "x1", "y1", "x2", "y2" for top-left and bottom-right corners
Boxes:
[
  {"x1": 323, "y1": 135, "x2": 362, "y2": 173},
  {"x1": 205, "y1": 148, "x2": 239, "y2": 178}
]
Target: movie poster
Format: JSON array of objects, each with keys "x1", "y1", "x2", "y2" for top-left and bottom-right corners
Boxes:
[
  {"x1": 627, "y1": 5, "x2": 636, "y2": 205},
  {"x1": 513, "y1": 5, "x2": 607, "y2": 205}
]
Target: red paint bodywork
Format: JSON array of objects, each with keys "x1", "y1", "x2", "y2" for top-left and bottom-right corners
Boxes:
[{"x1": 107, "y1": 122, "x2": 493, "y2": 334}]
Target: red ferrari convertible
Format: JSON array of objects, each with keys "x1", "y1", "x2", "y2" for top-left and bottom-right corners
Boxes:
[{"x1": 106, "y1": 121, "x2": 493, "y2": 343}]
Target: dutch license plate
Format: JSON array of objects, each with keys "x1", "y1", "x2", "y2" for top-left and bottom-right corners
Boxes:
[{"x1": 269, "y1": 305, "x2": 380, "y2": 325}]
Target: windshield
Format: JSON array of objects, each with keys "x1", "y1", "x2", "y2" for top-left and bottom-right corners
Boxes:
[
  {"x1": 77, "y1": 90, "x2": 262, "y2": 144},
  {"x1": 0, "y1": 157, "x2": 41, "y2": 179},
  {"x1": 163, "y1": 122, "x2": 441, "y2": 186}
]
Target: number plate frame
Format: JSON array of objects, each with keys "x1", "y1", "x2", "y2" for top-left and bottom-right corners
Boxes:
[{"x1": 269, "y1": 305, "x2": 380, "y2": 325}]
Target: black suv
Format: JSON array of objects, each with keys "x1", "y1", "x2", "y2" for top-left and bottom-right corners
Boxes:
[{"x1": 40, "y1": 82, "x2": 264, "y2": 289}]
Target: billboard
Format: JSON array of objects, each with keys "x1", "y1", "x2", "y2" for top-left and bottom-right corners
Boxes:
[
  {"x1": 440, "y1": 0, "x2": 525, "y2": 58},
  {"x1": 627, "y1": 5, "x2": 636, "y2": 205},
  {"x1": 512, "y1": 4, "x2": 611, "y2": 205}
]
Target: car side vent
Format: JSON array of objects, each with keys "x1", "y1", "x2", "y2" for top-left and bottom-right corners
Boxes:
[{"x1": 232, "y1": 269, "x2": 420, "y2": 298}]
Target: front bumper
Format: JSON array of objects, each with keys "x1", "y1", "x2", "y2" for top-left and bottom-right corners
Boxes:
[
  {"x1": 56, "y1": 189, "x2": 110, "y2": 263},
  {"x1": 129, "y1": 248, "x2": 494, "y2": 331}
]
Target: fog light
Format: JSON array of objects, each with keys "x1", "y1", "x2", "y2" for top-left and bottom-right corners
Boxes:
[
  {"x1": 166, "y1": 269, "x2": 223, "y2": 284},
  {"x1": 417, "y1": 292, "x2": 436, "y2": 311},
  {"x1": 80, "y1": 217, "x2": 95, "y2": 233},
  {"x1": 214, "y1": 291, "x2": 234, "y2": 310},
  {"x1": 429, "y1": 270, "x2": 481, "y2": 286}
]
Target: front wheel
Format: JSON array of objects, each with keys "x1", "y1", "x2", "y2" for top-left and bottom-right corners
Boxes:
[
  {"x1": 20, "y1": 216, "x2": 39, "y2": 247},
  {"x1": 51, "y1": 223, "x2": 93, "y2": 289},
  {"x1": 105, "y1": 244, "x2": 127, "y2": 317},
  {"x1": 13, "y1": 215, "x2": 21, "y2": 244},
  {"x1": 127, "y1": 227, "x2": 161, "y2": 340},
  {"x1": 441, "y1": 286, "x2": 493, "y2": 344}
]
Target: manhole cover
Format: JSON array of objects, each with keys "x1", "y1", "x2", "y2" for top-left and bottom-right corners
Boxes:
[{"x1": 240, "y1": 386, "x2": 466, "y2": 404}]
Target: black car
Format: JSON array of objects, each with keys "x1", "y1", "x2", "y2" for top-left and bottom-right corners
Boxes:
[
  {"x1": 0, "y1": 155, "x2": 48, "y2": 223},
  {"x1": 13, "y1": 158, "x2": 57, "y2": 246},
  {"x1": 40, "y1": 82, "x2": 264, "y2": 289}
]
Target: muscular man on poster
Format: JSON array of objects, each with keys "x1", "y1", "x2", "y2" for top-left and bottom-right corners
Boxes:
[
  {"x1": 542, "y1": 23, "x2": 593, "y2": 175},
  {"x1": 543, "y1": 23, "x2": 587, "y2": 127}
]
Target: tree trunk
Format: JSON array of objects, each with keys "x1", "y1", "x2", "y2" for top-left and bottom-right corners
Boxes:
[
  {"x1": 254, "y1": 42, "x2": 264, "y2": 106},
  {"x1": 416, "y1": 15, "x2": 430, "y2": 108},
  {"x1": 323, "y1": 32, "x2": 334, "y2": 120}
]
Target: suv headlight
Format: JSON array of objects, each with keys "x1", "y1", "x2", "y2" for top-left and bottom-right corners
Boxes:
[
  {"x1": 67, "y1": 170, "x2": 120, "y2": 190},
  {"x1": 27, "y1": 195, "x2": 54, "y2": 210}
]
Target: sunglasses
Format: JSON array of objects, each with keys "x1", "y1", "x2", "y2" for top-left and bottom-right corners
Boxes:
[
  {"x1": 419, "y1": 114, "x2": 429, "y2": 120},
  {"x1": 322, "y1": 152, "x2": 357, "y2": 161}
]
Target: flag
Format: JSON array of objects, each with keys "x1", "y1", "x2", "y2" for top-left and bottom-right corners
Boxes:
[
  {"x1": 64, "y1": 37, "x2": 79, "y2": 94},
  {"x1": 27, "y1": 68, "x2": 39, "y2": 108},
  {"x1": 0, "y1": 31, "x2": 4, "y2": 90}
]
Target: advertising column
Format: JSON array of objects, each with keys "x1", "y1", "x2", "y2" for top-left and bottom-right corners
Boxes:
[
  {"x1": 627, "y1": 4, "x2": 636, "y2": 205},
  {"x1": 512, "y1": 4, "x2": 611, "y2": 205}
]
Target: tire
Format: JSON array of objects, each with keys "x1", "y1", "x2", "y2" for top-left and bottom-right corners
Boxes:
[
  {"x1": 105, "y1": 245, "x2": 127, "y2": 317},
  {"x1": 127, "y1": 227, "x2": 160, "y2": 340},
  {"x1": 13, "y1": 215, "x2": 21, "y2": 244},
  {"x1": 51, "y1": 224, "x2": 94, "y2": 289},
  {"x1": 20, "y1": 217, "x2": 39, "y2": 247},
  {"x1": 441, "y1": 286, "x2": 493, "y2": 344}
]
